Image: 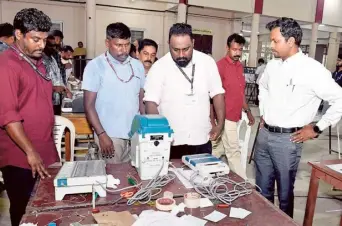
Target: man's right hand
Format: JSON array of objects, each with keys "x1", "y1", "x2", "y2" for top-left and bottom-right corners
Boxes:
[
  {"x1": 99, "y1": 133, "x2": 114, "y2": 155},
  {"x1": 260, "y1": 116, "x2": 265, "y2": 129},
  {"x1": 27, "y1": 151, "x2": 51, "y2": 179}
]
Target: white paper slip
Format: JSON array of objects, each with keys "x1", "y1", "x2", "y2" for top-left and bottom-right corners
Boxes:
[
  {"x1": 200, "y1": 198, "x2": 214, "y2": 208},
  {"x1": 326, "y1": 164, "x2": 342, "y2": 173},
  {"x1": 204, "y1": 210, "x2": 227, "y2": 222},
  {"x1": 229, "y1": 207, "x2": 252, "y2": 219}
]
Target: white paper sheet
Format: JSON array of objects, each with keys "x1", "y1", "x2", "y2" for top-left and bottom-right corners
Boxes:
[
  {"x1": 229, "y1": 207, "x2": 251, "y2": 219},
  {"x1": 180, "y1": 215, "x2": 207, "y2": 226},
  {"x1": 204, "y1": 210, "x2": 227, "y2": 222},
  {"x1": 326, "y1": 164, "x2": 342, "y2": 173},
  {"x1": 199, "y1": 198, "x2": 214, "y2": 208}
]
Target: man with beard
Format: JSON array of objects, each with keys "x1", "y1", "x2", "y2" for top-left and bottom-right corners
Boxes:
[
  {"x1": 256, "y1": 17, "x2": 342, "y2": 218},
  {"x1": 214, "y1": 33, "x2": 255, "y2": 179},
  {"x1": 82, "y1": 22, "x2": 145, "y2": 164},
  {"x1": 144, "y1": 23, "x2": 225, "y2": 158},
  {"x1": 138, "y1": 38, "x2": 158, "y2": 75},
  {"x1": 0, "y1": 8, "x2": 59, "y2": 225},
  {"x1": 333, "y1": 54, "x2": 342, "y2": 87}
]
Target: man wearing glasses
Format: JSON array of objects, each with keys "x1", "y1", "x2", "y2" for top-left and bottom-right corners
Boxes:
[{"x1": 82, "y1": 22, "x2": 145, "y2": 163}]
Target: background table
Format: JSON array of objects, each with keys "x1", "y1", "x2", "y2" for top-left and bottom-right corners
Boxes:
[
  {"x1": 61, "y1": 113, "x2": 92, "y2": 161},
  {"x1": 304, "y1": 159, "x2": 342, "y2": 226}
]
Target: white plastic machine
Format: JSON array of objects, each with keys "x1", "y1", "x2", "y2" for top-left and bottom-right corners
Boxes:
[
  {"x1": 54, "y1": 160, "x2": 107, "y2": 200},
  {"x1": 129, "y1": 115, "x2": 174, "y2": 180},
  {"x1": 182, "y1": 154, "x2": 230, "y2": 179}
]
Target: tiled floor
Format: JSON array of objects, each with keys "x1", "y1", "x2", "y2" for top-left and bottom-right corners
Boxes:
[{"x1": 0, "y1": 111, "x2": 341, "y2": 225}]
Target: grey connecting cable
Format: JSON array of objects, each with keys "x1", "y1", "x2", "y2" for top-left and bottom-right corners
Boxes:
[{"x1": 126, "y1": 161, "x2": 176, "y2": 205}]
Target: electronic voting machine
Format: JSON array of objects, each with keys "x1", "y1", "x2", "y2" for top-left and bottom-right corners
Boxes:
[
  {"x1": 129, "y1": 115, "x2": 174, "y2": 180},
  {"x1": 54, "y1": 160, "x2": 107, "y2": 200}
]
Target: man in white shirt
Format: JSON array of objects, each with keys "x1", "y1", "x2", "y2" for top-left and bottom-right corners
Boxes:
[
  {"x1": 255, "y1": 58, "x2": 266, "y2": 85},
  {"x1": 256, "y1": 17, "x2": 342, "y2": 217},
  {"x1": 144, "y1": 23, "x2": 225, "y2": 158}
]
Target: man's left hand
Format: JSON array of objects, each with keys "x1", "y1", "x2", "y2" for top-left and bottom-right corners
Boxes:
[
  {"x1": 291, "y1": 124, "x2": 318, "y2": 143},
  {"x1": 247, "y1": 111, "x2": 255, "y2": 126},
  {"x1": 209, "y1": 125, "x2": 223, "y2": 141}
]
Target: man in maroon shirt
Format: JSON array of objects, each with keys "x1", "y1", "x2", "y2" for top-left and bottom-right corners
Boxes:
[
  {"x1": 0, "y1": 8, "x2": 59, "y2": 226},
  {"x1": 214, "y1": 33, "x2": 255, "y2": 179}
]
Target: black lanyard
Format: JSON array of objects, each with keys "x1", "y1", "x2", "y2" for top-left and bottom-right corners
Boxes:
[
  {"x1": 9, "y1": 45, "x2": 51, "y2": 81},
  {"x1": 177, "y1": 64, "x2": 195, "y2": 95}
]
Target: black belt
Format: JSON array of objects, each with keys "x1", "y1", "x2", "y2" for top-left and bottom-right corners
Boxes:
[{"x1": 264, "y1": 123, "x2": 302, "y2": 133}]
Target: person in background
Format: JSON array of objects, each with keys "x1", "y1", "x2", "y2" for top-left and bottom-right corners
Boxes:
[
  {"x1": 333, "y1": 54, "x2": 342, "y2": 87},
  {"x1": 51, "y1": 29, "x2": 64, "y2": 51},
  {"x1": 257, "y1": 17, "x2": 342, "y2": 217},
  {"x1": 129, "y1": 43, "x2": 137, "y2": 59},
  {"x1": 73, "y1": 41, "x2": 86, "y2": 57},
  {"x1": 0, "y1": 23, "x2": 14, "y2": 53},
  {"x1": 0, "y1": 8, "x2": 59, "y2": 226},
  {"x1": 44, "y1": 36, "x2": 70, "y2": 115},
  {"x1": 60, "y1": 45, "x2": 74, "y2": 81},
  {"x1": 73, "y1": 41, "x2": 87, "y2": 80},
  {"x1": 137, "y1": 38, "x2": 158, "y2": 75},
  {"x1": 83, "y1": 22, "x2": 145, "y2": 164},
  {"x1": 255, "y1": 58, "x2": 266, "y2": 105},
  {"x1": 214, "y1": 34, "x2": 255, "y2": 179},
  {"x1": 144, "y1": 23, "x2": 225, "y2": 158}
]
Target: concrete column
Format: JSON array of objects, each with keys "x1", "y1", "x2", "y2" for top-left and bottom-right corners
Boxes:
[
  {"x1": 336, "y1": 33, "x2": 341, "y2": 58},
  {"x1": 248, "y1": 13, "x2": 260, "y2": 67},
  {"x1": 177, "y1": 2, "x2": 187, "y2": 23},
  {"x1": 86, "y1": 0, "x2": 96, "y2": 59},
  {"x1": 309, "y1": 23, "x2": 318, "y2": 58},
  {"x1": 257, "y1": 40, "x2": 262, "y2": 59},
  {"x1": 326, "y1": 31, "x2": 338, "y2": 72}
]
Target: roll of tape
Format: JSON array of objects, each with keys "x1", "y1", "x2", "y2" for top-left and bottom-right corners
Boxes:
[
  {"x1": 163, "y1": 191, "x2": 174, "y2": 199},
  {"x1": 184, "y1": 192, "x2": 200, "y2": 208},
  {"x1": 156, "y1": 197, "x2": 176, "y2": 211}
]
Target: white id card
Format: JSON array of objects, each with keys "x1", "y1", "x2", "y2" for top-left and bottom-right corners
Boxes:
[{"x1": 185, "y1": 94, "x2": 198, "y2": 105}]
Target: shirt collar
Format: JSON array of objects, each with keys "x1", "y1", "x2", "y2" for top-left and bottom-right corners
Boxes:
[
  {"x1": 283, "y1": 49, "x2": 303, "y2": 63},
  {"x1": 106, "y1": 51, "x2": 131, "y2": 65},
  {"x1": 11, "y1": 44, "x2": 44, "y2": 66},
  {"x1": 225, "y1": 55, "x2": 242, "y2": 66}
]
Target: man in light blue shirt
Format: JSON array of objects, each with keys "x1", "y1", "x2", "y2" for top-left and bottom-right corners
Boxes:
[{"x1": 82, "y1": 22, "x2": 145, "y2": 163}]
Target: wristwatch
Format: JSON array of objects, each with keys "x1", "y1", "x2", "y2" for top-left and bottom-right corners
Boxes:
[{"x1": 313, "y1": 125, "x2": 323, "y2": 138}]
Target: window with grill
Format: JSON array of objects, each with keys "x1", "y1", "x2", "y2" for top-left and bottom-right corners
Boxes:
[
  {"x1": 131, "y1": 30, "x2": 144, "y2": 42},
  {"x1": 50, "y1": 21, "x2": 63, "y2": 32}
]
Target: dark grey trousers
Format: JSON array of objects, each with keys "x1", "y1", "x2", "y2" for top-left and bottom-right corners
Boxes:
[{"x1": 254, "y1": 127, "x2": 303, "y2": 218}]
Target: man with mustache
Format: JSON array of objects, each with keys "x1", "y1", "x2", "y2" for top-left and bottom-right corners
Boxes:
[
  {"x1": 333, "y1": 54, "x2": 342, "y2": 87},
  {"x1": 82, "y1": 22, "x2": 145, "y2": 163},
  {"x1": 256, "y1": 17, "x2": 342, "y2": 217},
  {"x1": 214, "y1": 33, "x2": 255, "y2": 179},
  {"x1": 144, "y1": 23, "x2": 225, "y2": 158},
  {"x1": 137, "y1": 38, "x2": 158, "y2": 75},
  {"x1": 0, "y1": 8, "x2": 59, "y2": 225}
]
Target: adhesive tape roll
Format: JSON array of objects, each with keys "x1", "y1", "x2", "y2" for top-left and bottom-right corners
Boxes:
[
  {"x1": 163, "y1": 191, "x2": 174, "y2": 199},
  {"x1": 184, "y1": 192, "x2": 201, "y2": 208},
  {"x1": 156, "y1": 197, "x2": 176, "y2": 211}
]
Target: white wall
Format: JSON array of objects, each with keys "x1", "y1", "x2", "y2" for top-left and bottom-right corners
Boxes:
[
  {"x1": 1, "y1": 0, "x2": 85, "y2": 48},
  {"x1": 263, "y1": 0, "x2": 316, "y2": 22},
  {"x1": 322, "y1": 0, "x2": 342, "y2": 27},
  {"x1": 188, "y1": 0, "x2": 254, "y2": 13}
]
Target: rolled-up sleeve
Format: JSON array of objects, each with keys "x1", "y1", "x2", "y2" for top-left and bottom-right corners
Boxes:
[
  {"x1": 143, "y1": 63, "x2": 163, "y2": 105},
  {"x1": 208, "y1": 58, "x2": 225, "y2": 98},
  {"x1": 0, "y1": 65, "x2": 23, "y2": 127},
  {"x1": 82, "y1": 60, "x2": 100, "y2": 92}
]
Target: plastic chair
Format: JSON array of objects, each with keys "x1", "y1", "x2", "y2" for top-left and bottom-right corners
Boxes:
[
  {"x1": 54, "y1": 115, "x2": 76, "y2": 162},
  {"x1": 236, "y1": 112, "x2": 252, "y2": 173}
]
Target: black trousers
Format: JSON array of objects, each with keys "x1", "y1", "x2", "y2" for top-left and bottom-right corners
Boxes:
[
  {"x1": 1, "y1": 166, "x2": 37, "y2": 226},
  {"x1": 170, "y1": 141, "x2": 212, "y2": 159}
]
